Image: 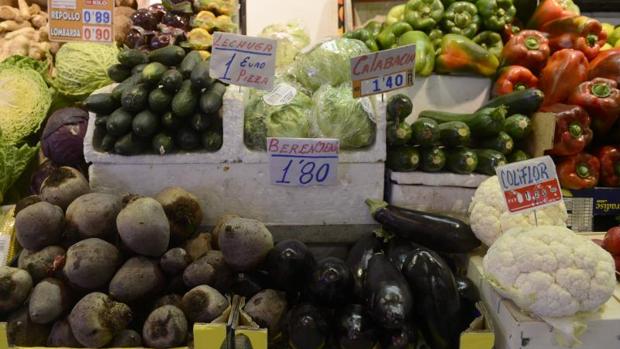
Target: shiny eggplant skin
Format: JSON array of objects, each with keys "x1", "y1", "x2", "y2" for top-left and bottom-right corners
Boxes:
[
  {"x1": 287, "y1": 304, "x2": 329, "y2": 349},
  {"x1": 266, "y1": 239, "x2": 316, "y2": 295},
  {"x1": 455, "y1": 276, "x2": 480, "y2": 333},
  {"x1": 345, "y1": 233, "x2": 383, "y2": 300},
  {"x1": 364, "y1": 253, "x2": 413, "y2": 330},
  {"x1": 230, "y1": 271, "x2": 272, "y2": 298},
  {"x1": 308, "y1": 257, "x2": 353, "y2": 306},
  {"x1": 366, "y1": 199, "x2": 480, "y2": 253},
  {"x1": 402, "y1": 248, "x2": 461, "y2": 349},
  {"x1": 379, "y1": 323, "x2": 419, "y2": 349},
  {"x1": 385, "y1": 237, "x2": 420, "y2": 272},
  {"x1": 336, "y1": 304, "x2": 377, "y2": 349}
]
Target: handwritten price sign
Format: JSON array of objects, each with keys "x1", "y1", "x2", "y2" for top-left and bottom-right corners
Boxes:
[
  {"x1": 351, "y1": 45, "x2": 416, "y2": 97},
  {"x1": 267, "y1": 138, "x2": 339, "y2": 187},
  {"x1": 496, "y1": 156, "x2": 563, "y2": 213},
  {"x1": 210, "y1": 32, "x2": 277, "y2": 90}
]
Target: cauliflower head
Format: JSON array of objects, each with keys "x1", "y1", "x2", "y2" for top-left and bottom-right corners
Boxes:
[
  {"x1": 483, "y1": 225, "x2": 616, "y2": 318},
  {"x1": 469, "y1": 176, "x2": 568, "y2": 246}
]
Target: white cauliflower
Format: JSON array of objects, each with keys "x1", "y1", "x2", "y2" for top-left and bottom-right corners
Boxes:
[
  {"x1": 483, "y1": 225, "x2": 617, "y2": 318},
  {"x1": 469, "y1": 176, "x2": 568, "y2": 246}
]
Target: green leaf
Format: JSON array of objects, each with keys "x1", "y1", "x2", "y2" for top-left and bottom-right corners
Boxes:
[{"x1": 0, "y1": 143, "x2": 39, "y2": 204}]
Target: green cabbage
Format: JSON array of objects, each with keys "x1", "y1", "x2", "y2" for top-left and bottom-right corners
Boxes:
[
  {"x1": 244, "y1": 81, "x2": 313, "y2": 150},
  {"x1": 0, "y1": 143, "x2": 38, "y2": 204},
  {"x1": 0, "y1": 64, "x2": 52, "y2": 145},
  {"x1": 260, "y1": 22, "x2": 310, "y2": 68},
  {"x1": 292, "y1": 38, "x2": 369, "y2": 92},
  {"x1": 311, "y1": 83, "x2": 376, "y2": 149},
  {"x1": 52, "y1": 42, "x2": 118, "y2": 98}
]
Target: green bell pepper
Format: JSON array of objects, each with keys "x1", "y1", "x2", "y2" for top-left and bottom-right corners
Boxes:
[
  {"x1": 476, "y1": 0, "x2": 517, "y2": 32},
  {"x1": 442, "y1": 2, "x2": 481, "y2": 38},
  {"x1": 441, "y1": 0, "x2": 475, "y2": 6},
  {"x1": 429, "y1": 29, "x2": 444, "y2": 50},
  {"x1": 473, "y1": 31, "x2": 503, "y2": 58},
  {"x1": 404, "y1": 0, "x2": 445, "y2": 31},
  {"x1": 365, "y1": 39, "x2": 380, "y2": 52},
  {"x1": 398, "y1": 31, "x2": 436, "y2": 76},
  {"x1": 376, "y1": 27, "x2": 397, "y2": 49},
  {"x1": 365, "y1": 20, "x2": 383, "y2": 37},
  {"x1": 391, "y1": 21, "x2": 414, "y2": 37},
  {"x1": 386, "y1": 4, "x2": 406, "y2": 26}
]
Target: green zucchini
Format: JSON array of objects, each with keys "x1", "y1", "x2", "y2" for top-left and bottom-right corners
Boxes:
[
  {"x1": 387, "y1": 121, "x2": 413, "y2": 146},
  {"x1": 419, "y1": 106, "x2": 507, "y2": 137},
  {"x1": 438, "y1": 121, "x2": 471, "y2": 147},
  {"x1": 503, "y1": 114, "x2": 532, "y2": 140},
  {"x1": 171, "y1": 80, "x2": 199, "y2": 118},
  {"x1": 152, "y1": 132, "x2": 175, "y2": 155},
  {"x1": 387, "y1": 146, "x2": 420, "y2": 172},
  {"x1": 111, "y1": 73, "x2": 142, "y2": 101},
  {"x1": 411, "y1": 118, "x2": 440, "y2": 146},
  {"x1": 475, "y1": 149, "x2": 507, "y2": 175},
  {"x1": 387, "y1": 94, "x2": 413, "y2": 122},
  {"x1": 421, "y1": 146, "x2": 446, "y2": 172},
  {"x1": 201, "y1": 130, "x2": 223, "y2": 151},
  {"x1": 508, "y1": 149, "x2": 530, "y2": 163},
  {"x1": 84, "y1": 93, "x2": 119, "y2": 114},
  {"x1": 141, "y1": 62, "x2": 167, "y2": 85},
  {"x1": 107, "y1": 64, "x2": 131, "y2": 82},
  {"x1": 118, "y1": 49, "x2": 148, "y2": 67},
  {"x1": 121, "y1": 83, "x2": 150, "y2": 112},
  {"x1": 446, "y1": 148, "x2": 478, "y2": 174},
  {"x1": 480, "y1": 88, "x2": 544, "y2": 116},
  {"x1": 180, "y1": 51, "x2": 203, "y2": 77},
  {"x1": 479, "y1": 131, "x2": 514, "y2": 155},
  {"x1": 148, "y1": 45, "x2": 186, "y2": 66},
  {"x1": 161, "y1": 69, "x2": 184, "y2": 93}
]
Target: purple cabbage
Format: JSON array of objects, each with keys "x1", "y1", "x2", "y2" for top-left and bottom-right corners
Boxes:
[
  {"x1": 30, "y1": 160, "x2": 58, "y2": 195},
  {"x1": 41, "y1": 107, "x2": 89, "y2": 168}
]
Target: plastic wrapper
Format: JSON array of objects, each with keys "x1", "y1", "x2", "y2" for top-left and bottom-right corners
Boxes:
[
  {"x1": 259, "y1": 21, "x2": 310, "y2": 69},
  {"x1": 291, "y1": 38, "x2": 369, "y2": 92},
  {"x1": 310, "y1": 83, "x2": 376, "y2": 149}
]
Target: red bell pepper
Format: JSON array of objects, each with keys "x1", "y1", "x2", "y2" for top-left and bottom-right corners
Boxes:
[
  {"x1": 541, "y1": 103, "x2": 593, "y2": 156},
  {"x1": 527, "y1": 0, "x2": 580, "y2": 30},
  {"x1": 539, "y1": 49, "x2": 588, "y2": 106},
  {"x1": 598, "y1": 146, "x2": 620, "y2": 187},
  {"x1": 492, "y1": 65, "x2": 538, "y2": 96},
  {"x1": 568, "y1": 78, "x2": 620, "y2": 136},
  {"x1": 588, "y1": 48, "x2": 620, "y2": 84},
  {"x1": 541, "y1": 16, "x2": 608, "y2": 61},
  {"x1": 501, "y1": 30, "x2": 550, "y2": 72},
  {"x1": 557, "y1": 152, "x2": 600, "y2": 189}
]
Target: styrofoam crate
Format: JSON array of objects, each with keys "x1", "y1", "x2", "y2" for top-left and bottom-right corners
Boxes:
[
  {"x1": 86, "y1": 85, "x2": 386, "y2": 236},
  {"x1": 467, "y1": 254, "x2": 620, "y2": 349}
]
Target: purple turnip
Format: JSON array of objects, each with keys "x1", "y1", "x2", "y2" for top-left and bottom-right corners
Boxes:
[
  {"x1": 66, "y1": 192, "x2": 122, "y2": 240},
  {"x1": 0, "y1": 266, "x2": 32, "y2": 313},
  {"x1": 40, "y1": 167, "x2": 89, "y2": 210},
  {"x1": 109, "y1": 257, "x2": 165, "y2": 303},
  {"x1": 15, "y1": 201, "x2": 64, "y2": 250},
  {"x1": 116, "y1": 197, "x2": 170, "y2": 257},
  {"x1": 69, "y1": 292, "x2": 132, "y2": 348},
  {"x1": 142, "y1": 305, "x2": 187, "y2": 349},
  {"x1": 155, "y1": 186, "x2": 204, "y2": 243},
  {"x1": 63, "y1": 238, "x2": 120, "y2": 290}
]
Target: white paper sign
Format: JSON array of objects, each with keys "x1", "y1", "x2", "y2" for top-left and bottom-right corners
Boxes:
[
  {"x1": 350, "y1": 45, "x2": 416, "y2": 97},
  {"x1": 210, "y1": 32, "x2": 277, "y2": 90},
  {"x1": 267, "y1": 137, "x2": 339, "y2": 186},
  {"x1": 496, "y1": 156, "x2": 563, "y2": 213}
]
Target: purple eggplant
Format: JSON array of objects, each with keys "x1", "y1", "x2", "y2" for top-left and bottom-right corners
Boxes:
[
  {"x1": 385, "y1": 237, "x2": 420, "y2": 272},
  {"x1": 150, "y1": 34, "x2": 174, "y2": 49},
  {"x1": 308, "y1": 257, "x2": 352, "y2": 306},
  {"x1": 336, "y1": 304, "x2": 377, "y2": 349},
  {"x1": 131, "y1": 9, "x2": 158, "y2": 30},
  {"x1": 287, "y1": 304, "x2": 329, "y2": 349},
  {"x1": 230, "y1": 271, "x2": 272, "y2": 299},
  {"x1": 380, "y1": 323, "x2": 419, "y2": 349},
  {"x1": 265, "y1": 239, "x2": 315, "y2": 296},
  {"x1": 148, "y1": 4, "x2": 166, "y2": 22},
  {"x1": 125, "y1": 28, "x2": 148, "y2": 49},
  {"x1": 162, "y1": 12, "x2": 189, "y2": 30},
  {"x1": 345, "y1": 233, "x2": 382, "y2": 301}
]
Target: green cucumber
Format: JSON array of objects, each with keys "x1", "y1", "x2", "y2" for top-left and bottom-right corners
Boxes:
[
  {"x1": 171, "y1": 80, "x2": 199, "y2": 118},
  {"x1": 475, "y1": 149, "x2": 507, "y2": 175},
  {"x1": 106, "y1": 108, "x2": 133, "y2": 137},
  {"x1": 141, "y1": 62, "x2": 167, "y2": 85},
  {"x1": 148, "y1": 87, "x2": 173, "y2": 114},
  {"x1": 121, "y1": 83, "x2": 150, "y2": 112},
  {"x1": 438, "y1": 121, "x2": 471, "y2": 147},
  {"x1": 148, "y1": 45, "x2": 186, "y2": 66},
  {"x1": 111, "y1": 73, "x2": 142, "y2": 101},
  {"x1": 161, "y1": 69, "x2": 184, "y2": 93},
  {"x1": 131, "y1": 63, "x2": 148, "y2": 75},
  {"x1": 190, "y1": 60, "x2": 215, "y2": 89},
  {"x1": 132, "y1": 110, "x2": 159, "y2": 138},
  {"x1": 508, "y1": 149, "x2": 530, "y2": 163},
  {"x1": 199, "y1": 88, "x2": 223, "y2": 114},
  {"x1": 411, "y1": 118, "x2": 440, "y2": 146},
  {"x1": 84, "y1": 93, "x2": 119, "y2": 114},
  {"x1": 175, "y1": 127, "x2": 200, "y2": 150},
  {"x1": 118, "y1": 49, "x2": 148, "y2": 67},
  {"x1": 152, "y1": 132, "x2": 175, "y2": 155},
  {"x1": 446, "y1": 148, "x2": 478, "y2": 174},
  {"x1": 114, "y1": 133, "x2": 146, "y2": 155},
  {"x1": 387, "y1": 94, "x2": 413, "y2": 122},
  {"x1": 161, "y1": 112, "x2": 181, "y2": 130},
  {"x1": 107, "y1": 64, "x2": 131, "y2": 82},
  {"x1": 419, "y1": 106, "x2": 507, "y2": 137},
  {"x1": 503, "y1": 114, "x2": 532, "y2": 140},
  {"x1": 100, "y1": 134, "x2": 116, "y2": 152},
  {"x1": 387, "y1": 121, "x2": 413, "y2": 146},
  {"x1": 480, "y1": 88, "x2": 544, "y2": 116},
  {"x1": 94, "y1": 115, "x2": 108, "y2": 128},
  {"x1": 479, "y1": 131, "x2": 514, "y2": 155},
  {"x1": 201, "y1": 130, "x2": 223, "y2": 151},
  {"x1": 191, "y1": 113, "x2": 211, "y2": 132},
  {"x1": 387, "y1": 146, "x2": 420, "y2": 172},
  {"x1": 421, "y1": 146, "x2": 446, "y2": 172},
  {"x1": 180, "y1": 51, "x2": 203, "y2": 77}
]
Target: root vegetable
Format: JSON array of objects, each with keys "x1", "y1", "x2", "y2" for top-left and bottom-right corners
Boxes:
[
  {"x1": 40, "y1": 167, "x2": 90, "y2": 210},
  {"x1": 211, "y1": 214, "x2": 239, "y2": 249},
  {"x1": 160, "y1": 247, "x2": 191, "y2": 276},
  {"x1": 0, "y1": 266, "x2": 32, "y2": 313},
  {"x1": 3, "y1": 25, "x2": 33, "y2": 38},
  {"x1": 14, "y1": 195, "x2": 41, "y2": 215},
  {"x1": 114, "y1": 15, "x2": 132, "y2": 43},
  {"x1": 114, "y1": 6, "x2": 136, "y2": 18},
  {"x1": 244, "y1": 289, "x2": 287, "y2": 337},
  {"x1": 28, "y1": 3, "x2": 41, "y2": 16},
  {"x1": 183, "y1": 231, "x2": 212, "y2": 260},
  {"x1": 15, "y1": 201, "x2": 63, "y2": 250},
  {"x1": 110, "y1": 329, "x2": 142, "y2": 347},
  {"x1": 47, "y1": 318, "x2": 82, "y2": 347},
  {"x1": 218, "y1": 217, "x2": 274, "y2": 271},
  {"x1": 69, "y1": 292, "x2": 132, "y2": 348},
  {"x1": 183, "y1": 250, "x2": 233, "y2": 291},
  {"x1": 16, "y1": 0, "x2": 28, "y2": 19},
  {"x1": 155, "y1": 186, "x2": 204, "y2": 243},
  {"x1": 182, "y1": 285, "x2": 228, "y2": 323},
  {"x1": 7, "y1": 306, "x2": 50, "y2": 346},
  {"x1": 143, "y1": 305, "x2": 188, "y2": 349},
  {"x1": 153, "y1": 294, "x2": 183, "y2": 310},
  {"x1": 116, "y1": 197, "x2": 170, "y2": 257},
  {"x1": 28, "y1": 42, "x2": 46, "y2": 59},
  {"x1": 0, "y1": 5, "x2": 19, "y2": 20},
  {"x1": 18, "y1": 246, "x2": 65, "y2": 282},
  {"x1": 66, "y1": 193, "x2": 122, "y2": 240},
  {"x1": 109, "y1": 256, "x2": 165, "y2": 303},
  {"x1": 63, "y1": 238, "x2": 120, "y2": 290},
  {"x1": 29, "y1": 278, "x2": 72, "y2": 324}
]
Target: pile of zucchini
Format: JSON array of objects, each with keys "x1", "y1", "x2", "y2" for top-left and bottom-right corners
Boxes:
[
  {"x1": 84, "y1": 46, "x2": 225, "y2": 155},
  {"x1": 386, "y1": 89, "x2": 544, "y2": 175}
]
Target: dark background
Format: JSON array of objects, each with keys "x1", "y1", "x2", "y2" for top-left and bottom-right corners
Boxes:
[{"x1": 575, "y1": 0, "x2": 620, "y2": 12}]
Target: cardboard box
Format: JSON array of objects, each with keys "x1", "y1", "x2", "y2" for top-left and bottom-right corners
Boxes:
[
  {"x1": 564, "y1": 188, "x2": 620, "y2": 232},
  {"x1": 459, "y1": 303, "x2": 496, "y2": 349}
]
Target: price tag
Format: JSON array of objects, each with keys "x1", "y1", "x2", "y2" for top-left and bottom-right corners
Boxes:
[
  {"x1": 48, "y1": 0, "x2": 114, "y2": 43},
  {"x1": 496, "y1": 156, "x2": 563, "y2": 213},
  {"x1": 210, "y1": 32, "x2": 277, "y2": 90},
  {"x1": 351, "y1": 45, "x2": 416, "y2": 97},
  {"x1": 267, "y1": 138, "x2": 339, "y2": 187}
]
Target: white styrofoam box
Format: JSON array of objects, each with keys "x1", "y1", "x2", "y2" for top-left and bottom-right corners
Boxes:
[
  {"x1": 390, "y1": 171, "x2": 488, "y2": 188},
  {"x1": 467, "y1": 255, "x2": 620, "y2": 349},
  {"x1": 387, "y1": 75, "x2": 492, "y2": 122}
]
